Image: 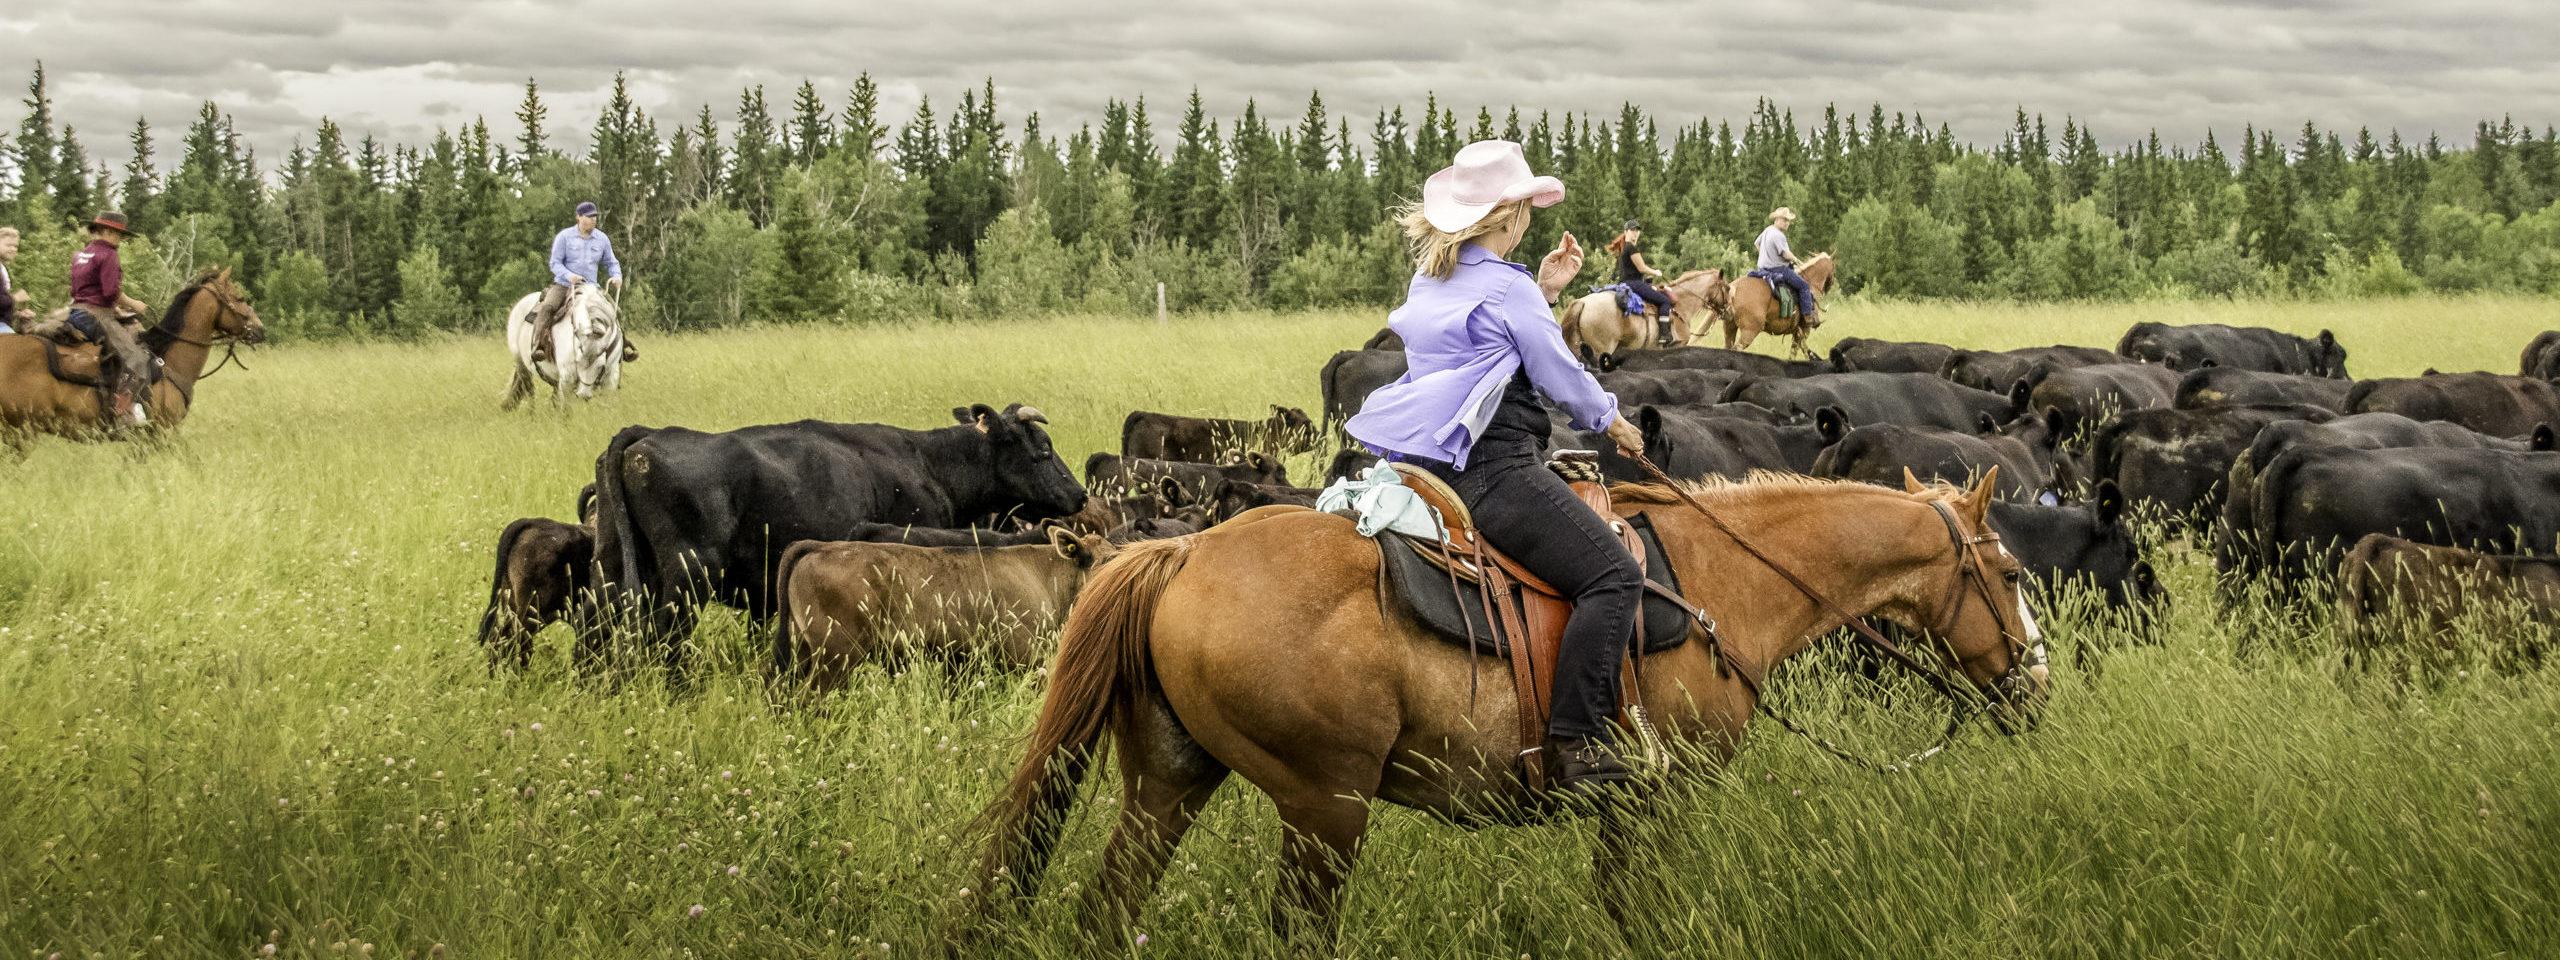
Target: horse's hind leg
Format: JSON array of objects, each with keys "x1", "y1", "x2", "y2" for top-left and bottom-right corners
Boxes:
[
  {"x1": 1081, "y1": 692, "x2": 1232, "y2": 939},
  {"x1": 1269, "y1": 792, "x2": 1372, "y2": 945},
  {"x1": 501, "y1": 365, "x2": 533, "y2": 410}
]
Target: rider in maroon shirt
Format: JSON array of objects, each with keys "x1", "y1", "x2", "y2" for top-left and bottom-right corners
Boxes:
[{"x1": 66, "y1": 211, "x2": 154, "y2": 422}]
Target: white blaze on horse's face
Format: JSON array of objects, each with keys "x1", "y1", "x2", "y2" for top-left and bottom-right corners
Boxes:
[{"x1": 1994, "y1": 539, "x2": 2051, "y2": 687}]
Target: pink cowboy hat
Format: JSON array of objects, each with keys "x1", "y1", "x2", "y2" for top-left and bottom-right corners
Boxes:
[{"x1": 1422, "y1": 140, "x2": 1565, "y2": 233}]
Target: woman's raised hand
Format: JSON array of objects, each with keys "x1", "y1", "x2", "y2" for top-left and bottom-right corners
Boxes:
[{"x1": 1537, "y1": 232, "x2": 1584, "y2": 302}]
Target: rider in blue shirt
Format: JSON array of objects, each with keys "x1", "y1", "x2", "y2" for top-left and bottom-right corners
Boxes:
[{"x1": 531, "y1": 201, "x2": 635, "y2": 362}]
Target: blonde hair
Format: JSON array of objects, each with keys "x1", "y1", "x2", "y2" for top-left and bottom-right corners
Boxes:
[
  {"x1": 0, "y1": 227, "x2": 18, "y2": 240},
  {"x1": 1395, "y1": 199, "x2": 1535, "y2": 281}
]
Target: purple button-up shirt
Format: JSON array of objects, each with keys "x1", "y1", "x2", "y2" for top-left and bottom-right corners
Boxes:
[{"x1": 1347, "y1": 244, "x2": 1619, "y2": 470}]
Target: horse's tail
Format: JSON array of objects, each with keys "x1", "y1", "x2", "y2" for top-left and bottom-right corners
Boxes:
[
  {"x1": 476, "y1": 517, "x2": 540, "y2": 655},
  {"x1": 974, "y1": 536, "x2": 1197, "y2": 904},
  {"x1": 769, "y1": 539, "x2": 822, "y2": 682}
]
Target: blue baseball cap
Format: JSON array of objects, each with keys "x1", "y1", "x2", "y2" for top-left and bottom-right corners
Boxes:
[{"x1": 574, "y1": 201, "x2": 599, "y2": 217}]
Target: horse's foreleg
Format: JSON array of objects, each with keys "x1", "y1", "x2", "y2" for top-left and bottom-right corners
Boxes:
[
  {"x1": 1269, "y1": 795, "x2": 1372, "y2": 946},
  {"x1": 1731, "y1": 323, "x2": 1760, "y2": 352},
  {"x1": 1081, "y1": 704, "x2": 1233, "y2": 940},
  {"x1": 1593, "y1": 785, "x2": 1674, "y2": 940},
  {"x1": 1723, "y1": 317, "x2": 1741, "y2": 351}
]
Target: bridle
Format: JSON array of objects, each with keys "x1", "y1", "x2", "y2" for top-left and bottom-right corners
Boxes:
[
  {"x1": 158, "y1": 281, "x2": 261, "y2": 380},
  {"x1": 1627, "y1": 454, "x2": 2046, "y2": 770}
]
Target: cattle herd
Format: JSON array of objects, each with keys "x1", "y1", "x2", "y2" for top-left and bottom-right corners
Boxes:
[{"x1": 476, "y1": 319, "x2": 2560, "y2": 686}]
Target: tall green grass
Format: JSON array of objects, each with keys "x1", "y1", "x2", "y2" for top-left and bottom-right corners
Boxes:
[{"x1": 3, "y1": 295, "x2": 2556, "y2": 958}]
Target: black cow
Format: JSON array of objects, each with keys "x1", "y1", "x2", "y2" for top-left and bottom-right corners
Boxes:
[
  {"x1": 590, "y1": 404, "x2": 1088, "y2": 673},
  {"x1": 1086, "y1": 451, "x2": 1289, "y2": 502},
  {"x1": 2082, "y1": 403, "x2": 2334, "y2": 532},
  {"x1": 1211, "y1": 479, "x2": 1321, "y2": 522},
  {"x1": 1721, "y1": 372, "x2": 2012, "y2": 432},
  {"x1": 1364, "y1": 327, "x2": 1405, "y2": 352},
  {"x1": 1613, "y1": 346, "x2": 1833, "y2": 378},
  {"x1": 2010, "y1": 362, "x2": 2181, "y2": 436},
  {"x1": 1829, "y1": 337, "x2": 1956, "y2": 375},
  {"x1": 1110, "y1": 516, "x2": 1205, "y2": 542},
  {"x1": 2115, "y1": 322, "x2": 2349, "y2": 378},
  {"x1": 1810, "y1": 407, "x2": 2054, "y2": 500},
  {"x1": 2345, "y1": 371, "x2": 2560, "y2": 438},
  {"x1": 2521, "y1": 331, "x2": 2560, "y2": 382},
  {"x1": 1056, "y1": 483, "x2": 1212, "y2": 537},
  {"x1": 1319, "y1": 349, "x2": 1408, "y2": 427},
  {"x1": 1325, "y1": 447, "x2": 1382, "y2": 483},
  {"x1": 1581, "y1": 404, "x2": 1826, "y2": 481},
  {"x1": 1598, "y1": 368, "x2": 1741, "y2": 406},
  {"x1": 2173, "y1": 368, "x2": 2354, "y2": 412},
  {"x1": 1939, "y1": 345, "x2": 2125, "y2": 395},
  {"x1": 2244, "y1": 445, "x2": 2560, "y2": 583},
  {"x1": 1986, "y1": 482, "x2": 2167, "y2": 650},
  {"x1": 2219, "y1": 413, "x2": 2557, "y2": 584}
]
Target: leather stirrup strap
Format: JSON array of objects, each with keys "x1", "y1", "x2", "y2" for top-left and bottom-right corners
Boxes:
[{"x1": 1481, "y1": 536, "x2": 1546, "y2": 792}]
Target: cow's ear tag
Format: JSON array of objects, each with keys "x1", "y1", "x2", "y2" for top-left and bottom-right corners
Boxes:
[{"x1": 974, "y1": 415, "x2": 991, "y2": 433}]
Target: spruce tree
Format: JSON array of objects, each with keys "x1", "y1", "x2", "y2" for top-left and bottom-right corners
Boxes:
[
  {"x1": 841, "y1": 74, "x2": 885, "y2": 160},
  {"x1": 14, "y1": 63, "x2": 59, "y2": 213},
  {"x1": 789, "y1": 80, "x2": 831, "y2": 166},
  {"x1": 730, "y1": 86, "x2": 780, "y2": 226},
  {"x1": 513, "y1": 78, "x2": 548, "y2": 166},
  {"x1": 122, "y1": 116, "x2": 161, "y2": 234},
  {"x1": 51, "y1": 125, "x2": 93, "y2": 219}
]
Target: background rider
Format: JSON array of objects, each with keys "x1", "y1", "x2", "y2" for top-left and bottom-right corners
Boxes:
[
  {"x1": 1606, "y1": 218, "x2": 1678, "y2": 346},
  {"x1": 0, "y1": 226, "x2": 29, "y2": 334},
  {"x1": 67, "y1": 211, "x2": 153, "y2": 421},
  {"x1": 531, "y1": 201, "x2": 636, "y2": 363},
  {"x1": 1755, "y1": 206, "x2": 1819, "y2": 325}
]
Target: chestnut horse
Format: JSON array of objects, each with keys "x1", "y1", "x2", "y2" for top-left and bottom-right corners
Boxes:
[
  {"x1": 1723, "y1": 253, "x2": 1834, "y2": 358},
  {"x1": 1561, "y1": 269, "x2": 1733, "y2": 370},
  {"x1": 974, "y1": 470, "x2": 2046, "y2": 942},
  {"x1": 0, "y1": 269, "x2": 265, "y2": 446}
]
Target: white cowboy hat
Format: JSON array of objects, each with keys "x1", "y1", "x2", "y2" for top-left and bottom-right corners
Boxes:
[
  {"x1": 1769, "y1": 206, "x2": 1798, "y2": 224},
  {"x1": 1422, "y1": 140, "x2": 1566, "y2": 233}
]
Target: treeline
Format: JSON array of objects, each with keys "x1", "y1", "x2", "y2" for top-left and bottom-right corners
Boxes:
[{"x1": 3, "y1": 62, "x2": 2559, "y2": 339}]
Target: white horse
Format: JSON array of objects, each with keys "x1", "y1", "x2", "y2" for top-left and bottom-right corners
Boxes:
[{"x1": 502, "y1": 283, "x2": 624, "y2": 409}]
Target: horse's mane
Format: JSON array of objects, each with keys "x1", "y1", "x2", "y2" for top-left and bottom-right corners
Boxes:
[
  {"x1": 1608, "y1": 471, "x2": 1960, "y2": 507},
  {"x1": 138, "y1": 280, "x2": 209, "y2": 353}
]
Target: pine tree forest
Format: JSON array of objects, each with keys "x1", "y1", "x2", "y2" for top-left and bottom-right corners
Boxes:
[{"x1": 6, "y1": 64, "x2": 2558, "y2": 340}]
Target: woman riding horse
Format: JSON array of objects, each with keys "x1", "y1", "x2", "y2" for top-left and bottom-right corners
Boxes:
[
  {"x1": 1606, "y1": 218, "x2": 1677, "y2": 347},
  {"x1": 1344, "y1": 139, "x2": 1649, "y2": 795}
]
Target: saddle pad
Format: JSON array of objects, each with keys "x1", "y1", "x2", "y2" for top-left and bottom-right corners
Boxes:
[
  {"x1": 1746, "y1": 269, "x2": 1798, "y2": 318},
  {"x1": 1380, "y1": 512, "x2": 1692, "y2": 656}
]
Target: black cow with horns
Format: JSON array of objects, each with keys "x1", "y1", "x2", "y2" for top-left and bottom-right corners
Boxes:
[{"x1": 589, "y1": 403, "x2": 1088, "y2": 677}]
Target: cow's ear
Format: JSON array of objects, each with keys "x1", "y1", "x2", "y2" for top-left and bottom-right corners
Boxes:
[
  {"x1": 1048, "y1": 525, "x2": 1079, "y2": 559},
  {"x1": 2095, "y1": 479, "x2": 2126, "y2": 528},
  {"x1": 953, "y1": 406, "x2": 974, "y2": 425},
  {"x1": 969, "y1": 403, "x2": 999, "y2": 432},
  {"x1": 1157, "y1": 476, "x2": 1192, "y2": 506},
  {"x1": 2424, "y1": 367, "x2": 2440, "y2": 377},
  {"x1": 1976, "y1": 411, "x2": 2001, "y2": 435},
  {"x1": 2318, "y1": 329, "x2": 2337, "y2": 347},
  {"x1": 2043, "y1": 408, "x2": 2079, "y2": 446},
  {"x1": 1638, "y1": 404, "x2": 1663, "y2": 437},
  {"x1": 2007, "y1": 378, "x2": 2033, "y2": 412},
  {"x1": 1816, "y1": 406, "x2": 1849, "y2": 445},
  {"x1": 1902, "y1": 468, "x2": 1928, "y2": 495},
  {"x1": 2536, "y1": 424, "x2": 2556, "y2": 451}
]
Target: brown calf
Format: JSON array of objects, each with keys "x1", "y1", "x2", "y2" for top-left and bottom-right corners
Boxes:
[
  {"x1": 476, "y1": 516, "x2": 597, "y2": 672},
  {"x1": 2337, "y1": 534, "x2": 2560, "y2": 654},
  {"x1": 1121, "y1": 405, "x2": 1317, "y2": 463},
  {"x1": 772, "y1": 527, "x2": 1119, "y2": 693}
]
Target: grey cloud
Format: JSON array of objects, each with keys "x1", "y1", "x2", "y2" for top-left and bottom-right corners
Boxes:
[{"x1": 9, "y1": 0, "x2": 2554, "y2": 172}]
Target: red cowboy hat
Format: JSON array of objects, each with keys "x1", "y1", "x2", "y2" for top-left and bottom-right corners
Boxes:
[{"x1": 88, "y1": 212, "x2": 134, "y2": 234}]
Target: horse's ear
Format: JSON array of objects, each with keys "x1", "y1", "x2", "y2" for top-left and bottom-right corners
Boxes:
[
  {"x1": 1902, "y1": 468, "x2": 1927, "y2": 495},
  {"x1": 1966, "y1": 466, "x2": 2002, "y2": 512}
]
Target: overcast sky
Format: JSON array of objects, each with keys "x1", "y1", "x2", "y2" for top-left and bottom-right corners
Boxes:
[{"x1": 8, "y1": 0, "x2": 2556, "y2": 169}]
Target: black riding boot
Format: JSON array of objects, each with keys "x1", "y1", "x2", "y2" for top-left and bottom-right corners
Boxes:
[
  {"x1": 1546, "y1": 734, "x2": 1634, "y2": 796},
  {"x1": 1655, "y1": 312, "x2": 1676, "y2": 347}
]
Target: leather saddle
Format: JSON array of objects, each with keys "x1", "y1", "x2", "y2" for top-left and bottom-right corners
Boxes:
[
  {"x1": 1363, "y1": 458, "x2": 1714, "y2": 790},
  {"x1": 28, "y1": 335, "x2": 160, "y2": 420}
]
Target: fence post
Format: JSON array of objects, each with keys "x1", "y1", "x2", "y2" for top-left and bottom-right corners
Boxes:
[{"x1": 1156, "y1": 282, "x2": 1168, "y2": 324}]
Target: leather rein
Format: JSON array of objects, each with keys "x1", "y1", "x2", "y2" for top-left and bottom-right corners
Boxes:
[{"x1": 1626, "y1": 453, "x2": 2045, "y2": 772}]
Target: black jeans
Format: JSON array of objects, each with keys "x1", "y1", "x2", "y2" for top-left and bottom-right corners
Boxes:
[
  {"x1": 1622, "y1": 276, "x2": 1674, "y2": 315},
  {"x1": 1417, "y1": 383, "x2": 1642, "y2": 740}
]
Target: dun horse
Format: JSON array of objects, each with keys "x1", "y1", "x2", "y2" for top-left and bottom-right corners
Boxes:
[
  {"x1": 1723, "y1": 253, "x2": 1834, "y2": 358},
  {"x1": 974, "y1": 469, "x2": 2046, "y2": 942},
  {"x1": 1561, "y1": 269, "x2": 1732, "y2": 369},
  {"x1": 0, "y1": 269, "x2": 265, "y2": 445},
  {"x1": 502, "y1": 283, "x2": 623, "y2": 408}
]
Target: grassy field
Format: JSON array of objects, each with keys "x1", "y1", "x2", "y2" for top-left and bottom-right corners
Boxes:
[{"x1": 4, "y1": 295, "x2": 2558, "y2": 958}]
